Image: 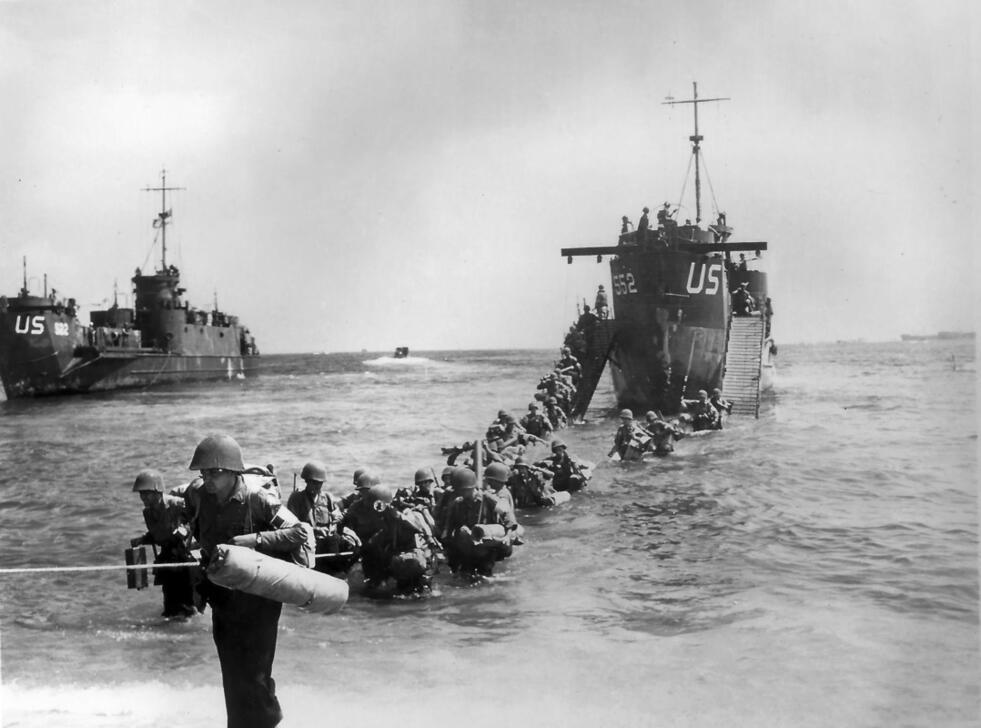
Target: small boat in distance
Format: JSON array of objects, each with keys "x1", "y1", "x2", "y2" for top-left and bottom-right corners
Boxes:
[
  {"x1": 393, "y1": 347, "x2": 410, "y2": 359},
  {"x1": 0, "y1": 171, "x2": 259, "y2": 398}
]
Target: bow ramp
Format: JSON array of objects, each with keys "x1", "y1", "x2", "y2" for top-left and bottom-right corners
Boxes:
[
  {"x1": 572, "y1": 319, "x2": 618, "y2": 421},
  {"x1": 724, "y1": 315, "x2": 765, "y2": 417}
]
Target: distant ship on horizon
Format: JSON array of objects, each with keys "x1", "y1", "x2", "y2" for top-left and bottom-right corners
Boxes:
[{"x1": 900, "y1": 331, "x2": 975, "y2": 342}]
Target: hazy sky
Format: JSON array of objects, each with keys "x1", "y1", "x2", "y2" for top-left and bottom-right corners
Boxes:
[{"x1": 1, "y1": 0, "x2": 975, "y2": 353}]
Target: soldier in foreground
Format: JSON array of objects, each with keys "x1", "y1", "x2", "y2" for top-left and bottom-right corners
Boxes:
[{"x1": 184, "y1": 434, "x2": 314, "y2": 728}]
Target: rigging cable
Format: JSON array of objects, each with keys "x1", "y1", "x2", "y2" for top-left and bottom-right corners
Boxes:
[
  {"x1": 675, "y1": 151, "x2": 694, "y2": 216},
  {"x1": 700, "y1": 150, "x2": 721, "y2": 219}
]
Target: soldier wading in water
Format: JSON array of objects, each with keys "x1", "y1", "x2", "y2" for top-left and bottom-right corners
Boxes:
[{"x1": 183, "y1": 434, "x2": 314, "y2": 728}]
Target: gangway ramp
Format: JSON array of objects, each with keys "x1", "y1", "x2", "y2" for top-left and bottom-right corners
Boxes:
[{"x1": 724, "y1": 315, "x2": 765, "y2": 417}]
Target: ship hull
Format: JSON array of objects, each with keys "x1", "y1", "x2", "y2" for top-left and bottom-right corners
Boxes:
[
  {"x1": 0, "y1": 300, "x2": 258, "y2": 399},
  {"x1": 564, "y1": 230, "x2": 773, "y2": 417}
]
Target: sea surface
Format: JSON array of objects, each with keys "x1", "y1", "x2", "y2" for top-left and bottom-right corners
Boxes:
[{"x1": 0, "y1": 340, "x2": 977, "y2": 728}]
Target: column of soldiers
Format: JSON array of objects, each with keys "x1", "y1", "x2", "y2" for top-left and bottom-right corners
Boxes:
[{"x1": 130, "y1": 349, "x2": 595, "y2": 609}]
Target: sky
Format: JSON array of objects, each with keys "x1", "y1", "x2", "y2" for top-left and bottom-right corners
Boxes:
[{"x1": 0, "y1": 0, "x2": 976, "y2": 353}]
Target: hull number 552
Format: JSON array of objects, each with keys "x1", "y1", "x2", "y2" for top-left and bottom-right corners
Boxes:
[{"x1": 613, "y1": 272, "x2": 638, "y2": 295}]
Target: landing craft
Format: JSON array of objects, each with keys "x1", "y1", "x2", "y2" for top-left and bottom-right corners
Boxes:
[
  {"x1": 0, "y1": 171, "x2": 259, "y2": 398},
  {"x1": 561, "y1": 83, "x2": 776, "y2": 420}
]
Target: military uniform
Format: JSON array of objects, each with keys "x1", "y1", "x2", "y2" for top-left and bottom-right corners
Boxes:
[
  {"x1": 507, "y1": 467, "x2": 557, "y2": 508},
  {"x1": 610, "y1": 421, "x2": 640, "y2": 460},
  {"x1": 683, "y1": 396, "x2": 721, "y2": 431},
  {"x1": 185, "y1": 473, "x2": 313, "y2": 728},
  {"x1": 442, "y1": 491, "x2": 515, "y2": 576},
  {"x1": 538, "y1": 449, "x2": 588, "y2": 492},
  {"x1": 361, "y1": 507, "x2": 436, "y2": 593},
  {"x1": 134, "y1": 492, "x2": 196, "y2": 618},
  {"x1": 520, "y1": 410, "x2": 553, "y2": 439}
]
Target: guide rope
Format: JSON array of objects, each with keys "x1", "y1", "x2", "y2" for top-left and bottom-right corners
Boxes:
[{"x1": 0, "y1": 552, "x2": 355, "y2": 575}]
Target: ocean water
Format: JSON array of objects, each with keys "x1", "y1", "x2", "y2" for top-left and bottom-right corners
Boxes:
[{"x1": 0, "y1": 340, "x2": 977, "y2": 728}]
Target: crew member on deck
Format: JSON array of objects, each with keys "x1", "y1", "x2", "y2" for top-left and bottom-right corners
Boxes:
[
  {"x1": 638, "y1": 206, "x2": 650, "y2": 243},
  {"x1": 594, "y1": 285, "x2": 609, "y2": 320},
  {"x1": 621, "y1": 216, "x2": 633, "y2": 235}
]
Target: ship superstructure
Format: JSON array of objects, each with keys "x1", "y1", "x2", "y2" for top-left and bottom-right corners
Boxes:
[{"x1": 0, "y1": 172, "x2": 259, "y2": 398}]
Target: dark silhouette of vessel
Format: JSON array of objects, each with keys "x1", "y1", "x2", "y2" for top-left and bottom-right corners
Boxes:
[
  {"x1": 0, "y1": 172, "x2": 259, "y2": 398},
  {"x1": 561, "y1": 83, "x2": 775, "y2": 419}
]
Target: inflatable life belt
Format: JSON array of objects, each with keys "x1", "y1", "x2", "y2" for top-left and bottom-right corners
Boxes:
[{"x1": 206, "y1": 544, "x2": 348, "y2": 615}]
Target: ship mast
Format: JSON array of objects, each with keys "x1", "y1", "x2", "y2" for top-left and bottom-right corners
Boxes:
[
  {"x1": 143, "y1": 170, "x2": 185, "y2": 272},
  {"x1": 663, "y1": 82, "x2": 729, "y2": 224}
]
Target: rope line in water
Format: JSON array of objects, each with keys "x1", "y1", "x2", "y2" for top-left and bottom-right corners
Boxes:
[{"x1": 0, "y1": 552, "x2": 355, "y2": 575}]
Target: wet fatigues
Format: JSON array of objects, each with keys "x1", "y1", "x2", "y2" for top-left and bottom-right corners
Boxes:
[
  {"x1": 520, "y1": 412, "x2": 553, "y2": 439},
  {"x1": 507, "y1": 468, "x2": 557, "y2": 508},
  {"x1": 610, "y1": 422, "x2": 643, "y2": 460},
  {"x1": 186, "y1": 478, "x2": 313, "y2": 728},
  {"x1": 544, "y1": 403, "x2": 568, "y2": 429},
  {"x1": 134, "y1": 493, "x2": 196, "y2": 617},
  {"x1": 361, "y1": 510, "x2": 436, "y2": 593},
  {"x1": 286, "y1": 489, "x2": 355, "y2": 573},
  {"x1": 538, "y1": 450, "x2": 589, "y2": 492},
  {"x1": 645, "y1": 419, "x2": 684, "y2": 456},
  {"x1": 684, "y1": 399, "x2": 721, "y2": 431},
  {"x1": 442, "y1": 493, "x2": 516, "y2": 576},
  {"x1": 710, "y1": 395, "x2": 733, "y2": 416}
]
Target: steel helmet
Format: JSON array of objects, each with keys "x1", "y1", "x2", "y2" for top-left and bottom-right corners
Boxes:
[
  {"x1": 356, "y1": 471, "x2": 380, "y2": 490},
  {"x1": 450, "y1": 467, "x2": 477, "y2": 490},
  {"x1": 188, "y1": 434, "x2": 245, "y2": 472},
  {"x1": 697, "y1": 389, "x2": 709, "y2": 398},
  {"x1": 414, "y1": 467, "x2": 434, "y2": 484},
  {"x1": 367, "y1": 484, "x2": 394, "y2": 505},
  {"x1": 546, "y1": 396, "x2": 558, "y2": 405},
  {"x1": 551, "y1": 439, "x2": 567, "y2": 451},
  {"x1": 132, "y1": 468, "x2": 164, "y2": 493},
  {"x1": 352, "y1": 467, "x2": 366, "y2": 485},
  {"x1": 712, "y1": 388, "x2": 722, "y2": 396},
  {"x1": 514, "y1": 456, "x2": 529, "y2": 468},
  {"x1": 441, "y1": 465, "x2": 454, "y2": 478},
  {"x1": 484, "y1": 462, "x2": 510, "y2": 484},
  {"x1": 619, "y1": 408, "x2": 633, "y2": 420},
  {"x1": 300, "y1": 460, "x2": 327, "y2": 482},
  {"x1": 645, "y1": 410, "x2": 659, "y2": 420},
  {"x1": 528, "y1": 402, "x2": 540, "y2": 411}
]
